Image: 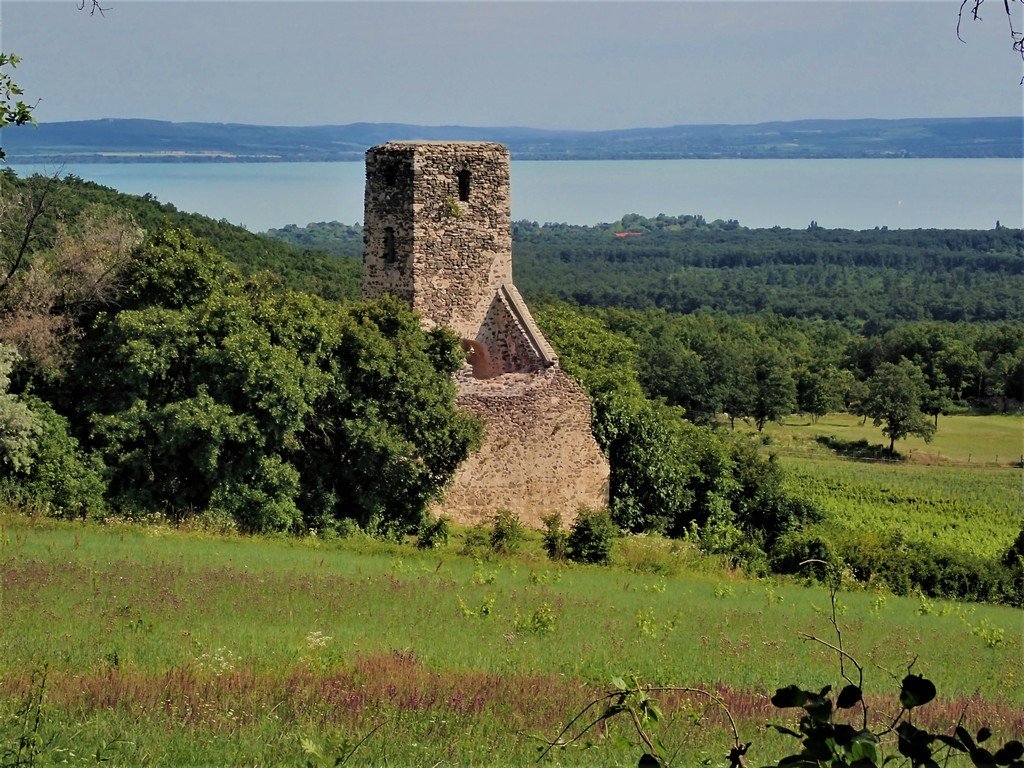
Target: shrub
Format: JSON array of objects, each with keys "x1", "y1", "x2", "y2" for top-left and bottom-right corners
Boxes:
[
  {"x1": 1003, "y1": 522, "x2": 1024, "y2": 568},
  {"x1": 416, "y1": 514, "x2": 451, "y2": 549},
  {"x1": 514, "y1": 602, "x2": 557, "y2": 634},
  {"x1": 726, "y1": 436, "x2": 822, "y2": 548},
  {"x1": 0, "y1": 344, "x2": 40, "y2": 474},
  {"x1": 488, "y1": 509, "x2": 524, "y2": 555},
  {"x1": 772, "y1": 527, "x2": 1022, "y2": 605},
  {"x1": 836, "y1": 532, "x2": 1021, "y2": 604},
  {"x1": 729, "y1": 540, "x2": 770, "y2": 577},
  {"x1": 567, "y1": 507, "x2": 617, "y2": 565},
  {"x1": 0, "y1": 397, "x2": 107, "y2": 519},
  {"x1": 769, "y1": 528, "x2": 839, "y2": 580},
  {"x1": 541, "y1": 513, "x2": 568, "y2": 561},
  {"x1": 459, "y1": 522, "x2": 490, "y2": 557},
  {"x1": 209, "y1": 455, "x2": 303, "y2": 534}
]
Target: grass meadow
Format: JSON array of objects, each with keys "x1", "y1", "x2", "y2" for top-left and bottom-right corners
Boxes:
[
  {"x1": 1, "y1": 512, "x2": 1021, "y2": 766},
  {"x1": 742, "y1": 413, "x2": 1023, "y2": 559},
  {"x1": 757, "y1": 412, "x2": 1023, "y2": 466}
]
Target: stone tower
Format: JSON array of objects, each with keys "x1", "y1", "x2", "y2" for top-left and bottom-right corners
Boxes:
[{"x1": 363, "y1": 141, "x2": 609, "y2": 526}]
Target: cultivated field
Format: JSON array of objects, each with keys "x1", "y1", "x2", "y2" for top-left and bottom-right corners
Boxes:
[
  {"x1": 759, "y1": 412, "x2": 1022, "y2": 466},
  {"x1": 1, "y1": 513, "x2": 1020, "y2": 766},
  {"x1": 742, "y1": 414, "x2": 1023, "y2": 559}
]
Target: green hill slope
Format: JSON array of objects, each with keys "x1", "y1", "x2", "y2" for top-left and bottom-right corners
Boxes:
[
  {"x1": 266, "y1": 215, "x2": 1024, "y2": 327},
  {"x1": 0, "y1": 169, "x2": 361, "y2": 300}
]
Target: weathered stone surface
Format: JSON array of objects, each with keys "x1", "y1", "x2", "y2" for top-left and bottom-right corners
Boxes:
[
  {"x1": 364, "y1": 142, "x2": 513, "y2": 341},
  {"x1": 448, "y1": 369, "x2": 610, "y2": 527},
  {"x1": 363, "y1": 141, "x2": 609, "y2": 527}
]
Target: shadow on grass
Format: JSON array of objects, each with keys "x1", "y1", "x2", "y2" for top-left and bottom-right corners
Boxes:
[{"x1": 815, "y1": 435, "x2": 902, "y2": 462}]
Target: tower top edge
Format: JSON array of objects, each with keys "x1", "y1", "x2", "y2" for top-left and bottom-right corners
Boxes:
[{"x1": 367, "y1": 141, "x2": 509, "y2": 153}]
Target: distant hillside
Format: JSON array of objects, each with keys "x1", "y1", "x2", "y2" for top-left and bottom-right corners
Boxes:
[
  {"x1": 265, "y1": 216, "x2": 1024, "y2": 327},
  {"x1": 7, "y1": 169, "x2": 1023, "y2": 328},
  {"x1": 1, "y1": 169, "x2": 361, "y2": 300},
  {"x1": 4, "y1": 116, "x2": 1021, "y2": 162}
]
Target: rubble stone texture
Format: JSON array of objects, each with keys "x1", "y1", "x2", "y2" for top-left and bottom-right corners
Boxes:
[{"x1": 363, "y1": 141, "x2": 610, "y2": 526}]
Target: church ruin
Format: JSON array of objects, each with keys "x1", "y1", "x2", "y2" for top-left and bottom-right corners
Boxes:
[{"x1": 363, "y1": 141, "x2": 609, "y2": 526}]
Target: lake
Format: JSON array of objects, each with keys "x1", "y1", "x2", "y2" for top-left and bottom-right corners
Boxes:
[{"x1": 10, "y1": 158, "x2": 1022, "y2": 232}]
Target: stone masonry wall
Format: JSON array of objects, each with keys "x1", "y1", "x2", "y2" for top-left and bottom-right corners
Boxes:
[
  {"x1": 364, "y1": 142, "x2": 512, "y2": 340},
  {"x1": 363, "y1": 140, "x2": 609, "y2": 527},
  {"x1": 363, "y1": 144, "x2": 417, "y2": 304},
  {"x1": 441, "y1": 367, "x2": 609, "y2": 527},
  {"x1": 476, "y1": 286, "x2": 557, "y2": 377}
]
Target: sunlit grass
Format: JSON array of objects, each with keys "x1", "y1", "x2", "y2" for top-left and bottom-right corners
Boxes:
[
  {"x1": 731, "y1": 413, "x2": 1022, "y2": 559},
  {"x1": 756, "y1": 412, "x2": 1023, "y2": 465},
  {"x1": 1, "y1": 513, "x2": 1021, "y2": 765}
]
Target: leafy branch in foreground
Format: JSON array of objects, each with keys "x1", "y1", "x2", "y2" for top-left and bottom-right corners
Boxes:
[
  {"x1": 539, "y1": 564, "x2": 1023, "y2": 768},
  {"x1": 535, "y1": 677, "x2": 749, "y2": 767},
  {"x1": 0, "y1": 53, "x2": 36, "y2": 162},
  {"x1": 765, "y1": 563, "x2": 1023, "y2": 768}
]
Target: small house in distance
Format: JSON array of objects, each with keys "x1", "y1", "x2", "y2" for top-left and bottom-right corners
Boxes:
[{"x1": 363, "y1": 141, "x2": 609, "y2": 526}]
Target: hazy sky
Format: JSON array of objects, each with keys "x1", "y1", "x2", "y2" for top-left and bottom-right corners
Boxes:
[{"x1": 2, "y1": 1, "x2": 1021, "y2": 129}]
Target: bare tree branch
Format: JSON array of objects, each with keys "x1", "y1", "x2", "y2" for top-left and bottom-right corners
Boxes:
[
  {"x1": 0, "y1": 172, "x2": 59, "y2": 295},
  {"x1": 77, "y1": 0, "x2": 110, "y2": 17},
  {"x1": 958, "y1": 0, "x2": 1024, "y2": 82}
]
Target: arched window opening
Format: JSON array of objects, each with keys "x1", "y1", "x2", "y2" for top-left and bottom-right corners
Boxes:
[
  {"x1": 383, "y1": 162, "x2": 400, "y2": 188},
  {"x1": 457, "y1": 170, "x2": 471, "y2": 202},
  {"x1": 461, "y1": 338, "x2": 494, "y2": 379},
  {"x1": 383, "y1": 227, "x2": 396, "y2": 263}
]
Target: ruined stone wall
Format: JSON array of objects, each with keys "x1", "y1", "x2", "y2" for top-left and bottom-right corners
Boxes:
[
  {"x1": 363, "y1": 144, "x2": 417, "y2": 304},
  {"x1": 363, "y1": 140, "x2": 610, "y2": 527},
  {"x1": 476, "y1": 286, "x2": 557, "y2": 377},
  {"x1": 364, "y1": 142, "x2": 512, "y2": 339},
  {"x1": 439, "y1": 367, "x2": 609, "y2": 528}
]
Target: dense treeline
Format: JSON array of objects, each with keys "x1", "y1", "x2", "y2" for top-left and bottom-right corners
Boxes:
[
  {"x1": 533, "y1": 303, "x2": 1023, "y2": 604},
  {"x1": 589, "y1": 308, "x2": 1024, "y2": 426},
  {"x1": 0, "y1": 172, "x2": 477, "y2": 535},
  {"x1": 513, "y1": 215, "x2": 1024, "y2": 326},
  {"x1": 2, "y1": 172, "x2": 1021, "y2": 603},
  {"x1": 1, "y1": 169, "x2": 362, "y2": 301},
  {"x1": 265, "y1": 213, "x2": 1024, "y2": 327}
]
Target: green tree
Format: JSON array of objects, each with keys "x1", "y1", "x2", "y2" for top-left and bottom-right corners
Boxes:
[
  {"x1": 748, "y1": 347, "x2": 797, "y2": 432},
  {"x1": 534, "y1": 302, "x2": 643, "y2": 399},
  {"x1": 863, "y1": 359, "x2": 936, "y2": 456},
  {"x1": 0, "y1": 395, "x2": 107, "y2": 518},
  {"x1": 934, "y1": 340, "x2": 981, "y2": 402},
  {"x1": 0, "y1": 344, "x2": 39, "y2": 473},
  {"x1": 724, "y1": 436, "x2": 820, "y2": 551},
  {"x1": 798, "y1": 366, "x2": 846, "y2": 423},
  {"x1": 296, "y1": 298, "x2": 481, "y2": 536},
  {"x1": 566, "y1": 507, "x2": 617, "y2": 565},
  {"x1": 0, "y1": 53, "x2": 35, "y2": 161},
  {"x1": 589, "y1": 392, "x2": 685, "y2": 534},
  {"x1": 986, "y1": 350, "x2": 1024, "y2": 410},
  {"x1": 75, "y1": 229, "x2": 479, "y2": 534}
]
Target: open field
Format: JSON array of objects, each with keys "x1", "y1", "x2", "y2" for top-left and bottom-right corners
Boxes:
[
  {"x1": 1, "y1": 514, "x2": 1021, "y2": 765},
  {"x1": 781, "y1": 457, "x2": 1020, "y2": 559},
  {"x1": 735, "y1": 414, "x2": 1023, "y2": 560},
  {"x1": 759, "y1": 412, "x2": 1023, "y2": 466}
]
